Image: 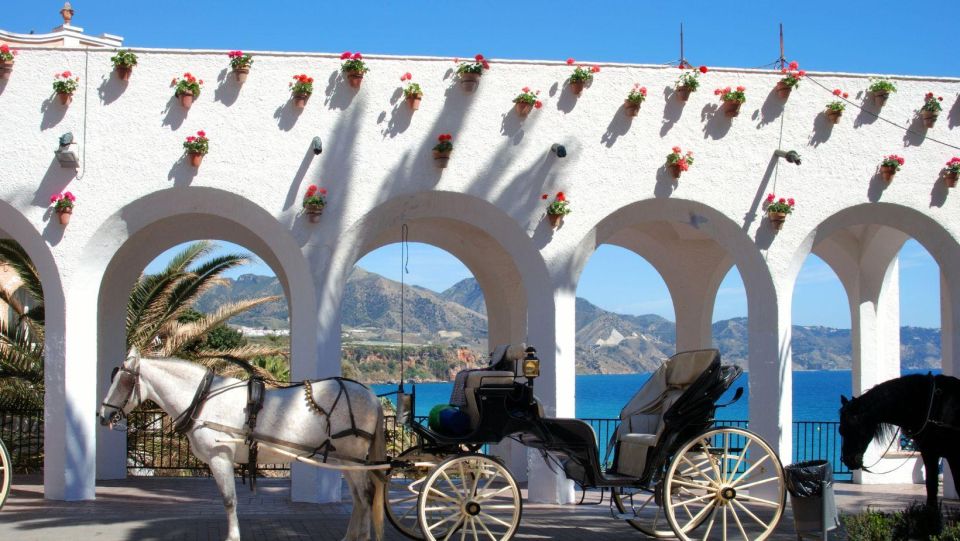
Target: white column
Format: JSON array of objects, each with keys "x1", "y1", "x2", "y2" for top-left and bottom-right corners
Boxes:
[
  {"x1": 941, "y1": 273, "x2": 957, "y2": 498},
  {"x1": 95, "y1": 280, "x2": 128, "y2": 480},
  {"x1": 525, "y1": 287, "x2": 575, "y2": 504},
  {"x1": 748, "y1": 289, "x2": 792, "y2": 469}
]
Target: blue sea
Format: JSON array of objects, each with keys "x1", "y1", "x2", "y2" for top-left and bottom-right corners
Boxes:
[{"x1": 373, "y1": 369, "x2": 939, "y2": 421}]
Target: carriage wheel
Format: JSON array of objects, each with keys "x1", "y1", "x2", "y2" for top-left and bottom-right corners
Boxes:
[
  {"x1": 0, "y1": 438, "x2": 11, "y2": 510},
  {"x1": 417, "y1": 454, "x2": 522, "y2": 541},
  {"x1": 385, "y1": 446, "x2": 444, "y2": 540},
  {"x1": 663, "y1": 428, "x2": 785, "y2": 541},
  {"x1": 612, "y1": 487, "x2": 676, "y2": 537}
]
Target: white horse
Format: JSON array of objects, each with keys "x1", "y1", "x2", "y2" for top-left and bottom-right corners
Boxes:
[{"x1": 98, "y1": 349, "x2": 386, "y2": 541}]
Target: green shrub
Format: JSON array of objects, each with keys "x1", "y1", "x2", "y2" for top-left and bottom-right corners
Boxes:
[{"x1": 842, "y1": 510, "x2": 893, "y2": 541}]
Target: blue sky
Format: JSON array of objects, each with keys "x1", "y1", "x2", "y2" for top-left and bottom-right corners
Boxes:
[{"x1": 26, "y1": 0, "x2": 950, "y2": 329}]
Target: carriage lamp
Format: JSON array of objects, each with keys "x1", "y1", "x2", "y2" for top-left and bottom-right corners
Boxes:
[
  {"x1": 311, "y1": 136, "x2": 323, "y2": 155},
  {"x1": 550, "y1": 143, "x2": 567, "y2": 158},
  {"x1": 774, "y1": 149, "x2": 801, "y2": 166},
  {"x1": 55, "y1": 132, "x2": 80, "y2": 168},
  {"x1": 522, "y1": 347, "x2": 540, "y2": 379}
]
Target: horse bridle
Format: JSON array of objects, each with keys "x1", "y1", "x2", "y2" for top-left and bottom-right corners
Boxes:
[{"x1": 101, "y1": 357, "x2": 142, "y2": 431}]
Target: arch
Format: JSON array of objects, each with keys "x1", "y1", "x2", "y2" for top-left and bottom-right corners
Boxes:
[{"x1": 79, "y1": 188, "x2": 316, "y2": 481}]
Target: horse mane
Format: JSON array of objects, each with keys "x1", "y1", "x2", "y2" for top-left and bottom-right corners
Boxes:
[{"x1": 850, "y1": 374, "x2": 930, "y2": 444}]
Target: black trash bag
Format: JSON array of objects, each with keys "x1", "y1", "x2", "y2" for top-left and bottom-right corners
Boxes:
[{"x1": 785, "y1": 459, "x2": 833, "y2": 498}]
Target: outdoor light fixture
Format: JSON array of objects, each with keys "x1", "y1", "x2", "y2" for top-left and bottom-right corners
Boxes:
[
  {"x1": 522, "y1": 346, "x2": 540, "y2": 380},
  {"x1": 550, "y1": 143, "x2": 567, "y2": 158},
  {"x1": 774, "y1": 149, "x2": 801, "y2": 166},
  {"x1": 311, "y1": 136, "x2": 323, "y2": 155},
  {"x1": 55, "y1": 132, "x2": 79, "y2": 168}
]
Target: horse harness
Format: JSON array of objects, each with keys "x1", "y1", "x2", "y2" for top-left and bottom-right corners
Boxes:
[{"x1": 904, "y1": 374, "x2": 958, "y2": 439}]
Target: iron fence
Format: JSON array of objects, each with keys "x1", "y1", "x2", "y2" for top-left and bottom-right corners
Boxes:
[{"x1": 0, "y1": 410, "x2": 883, "y2": 481}]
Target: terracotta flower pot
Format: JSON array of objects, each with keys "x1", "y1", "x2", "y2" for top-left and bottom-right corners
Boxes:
[
  {"x1": 433, "y1": 149, "x2": 451, "y2": 168},
  {"x1": 569, "y1": 80, "x2": 586, "y2": 96},
  {"x1": 0, "y1": 60, "x2": 13, "y2": 80},
  {"x1": 304, "y1": 204, "x2": 324, "y2": 223},
  {"x1": 459, "y1": 72, "x2": 481, "y2": 93},
  {"x1": 668, "y1": 163, "x2": 683, "y2": 179},
  {"x1": 115, "y1": 66, "x2": 133, "y2": 81},
  {"x1": 945, "y1": 171, "x2": 958, "y2": 188},
  {"x1": 406, "y1": 94, "x2": 422, "y2": 110},
  {"x1": 624, "y1": 100, "x2": 641, "y2": 117},
  {"x1": 675, "y1": 86, "x2": 692, "y2": 102},
  {"x1": 177, "y1": 91, "x2": 194, "y2": 109},
  {"x1": 872, "y1": 91, "x2": 889, "y2": 108},
  {"x1": 58, "y1": 92, "x2": 73, "y2": 106},
  {"x1": 57, "y1": 207, "x2": 72, "y2": 225},
  {"x1": 825, "y1": 109, "x2": 843, "y2": 124},
  {"x1": 775, "y1": 81, "x2": 792, "y2": 100},
  {"x1": 723, "y1": 100, "x2": 742, "y2": 117},
  {"x1": 880, "y1": 165, "x2": 897, "y2": 182},
  {"x1": 189, "y1": 152, "x2": 204, "y2": 167},
  {"x1": 233, "y1": 67, "x2": 250, "y2": 84},
  {"x1": 346, "y1": 70, "x2": 364, "y2": 89},
  {"x1": 292, "y1": 92, "x2": 311, "y2": 109},
  {"x1": 548, "y1": 213, "x2": 564, "y2": 229},
  {"x1": 514, "y1": 101, "x2": 533, "y2": 117},
  {"x1": 768, "y1": 211, "x2": 787, "y2": 231},
  {"x1": 922, "y1": 110, "x2": 938, "y2": 129}
]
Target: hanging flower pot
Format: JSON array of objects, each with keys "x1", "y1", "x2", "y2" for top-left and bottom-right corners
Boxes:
[
  {"x1": 922, "y1": 110, "x2": 939, "y2": 129},
  {"x1": 666, "y1": 146, "x2": 694, "y2": 179},
  {"x1": 346, "y1": 70, "x2": 364, "y2": 88},
  {"x1": 515, "y1": 102, "x2": 533, "y2": 116},
  {"x1": 400, "y1": 73, "x2": 423, "y2": 110},
  {"x1": 568, "y1": 81, "x2": 585, "y2": 96},
  {"x1": 825, "y1": 109, "x2": 843, "y2": 124},
  {"x1": 50, "y1": 192, "x2": 76, "y2": 226},
  {"x1": 177, "y1": 91, "x2": 194, "y2": 109},
  {"x1": 52, "y1": 70, "x2": 79, "y2": 106},
  {"x1": 302, "y1": 185, "x2": 328, "y2": 223},
  {"x1": 674, "y1": 65, "x2": 707, "y2": 102},
  {"x1": 406, "y1": 94, "x2": 422, "y2": 110},
  {"x1": 944, "y1": 158, "x2": 960, "y2": 188},
  {"x1": 879, "y1": 155, "x2": 904, "y2": 182},
  {"x1": 0, "y1": 60, "x2": 13, "y2": 80},
  {"x1": 0, "y1": 44, "x2": 17, "y2": 80},
  {"x1": 566, "y1": 60, "x2": 599, "y2": 97},
  {"x1": 57, "y1": 92, "x2": 74, "y2": 105},
  {"x1": 872, "y1": 91, "x2": 890, "y2": 107},
  {"x1": 172, "y1": 73, "x2": 203, "y2": 110},
  {"x1": 548, "y1": 213, "x2": 564, "y2": 229},
  {"x1": 775, "y1": 81, "x2": 792, "y2": 100},
  {"x1": 920, "y1": 93, "x2": 944, "y2": 129},
  {"x1": 432, "y1": 133, "x2": 453, "y2": 168},
  {"x1": 880, "y1": 165, "x2": 897, "y2": 182},
  {"x1": 825, "y1": 89, "x2": 848, "y2": 124},
  {"x1": 58, "y1": 208, "x2": 72, "y2": 225},
  {"x1": 716, "y1": 86, "x2": 746, "y2": 118},
  {"x1": 289, "y1": 73, "x2": 314, "y2": 108},
  {"x1": 775, "y1": 63, "x2": 804, "y2": 100},
  {"x1": 115, "y1": 66, "x2": 133, "y2": 81},
  {"x1": 867, "y1": 78, "x2": 896, "y2": 108},
  {"x1": 764, "y1": 193, "x2": 795, "y2": 231},
  {"x1": 340, "y1": 51, "x2": 369, "y2": 90},
  {"x1": 945, "y1": 172, "x2": 958, "y2": 188},
  {"x1": 183, "y1": 130, "x2": 209, "y2": 168},
  {"x1": 110, "y1": 49, "x2": 137, "y2": 82},
  {"x1": 512, "y1": 87, "x2": 542, "y2": 118},
  {"x1": 456, "y1": 54, "x2": 489, "y2": 93},
  {"x1": 188, "y1": 152, "x2": 204, "y2": 167},
  {"x1": 293, "y1": 92, "x2": 311, "y2": 108},
  {"x1": 624, "y1": 85, "x2": 646, "y2": 117},
  {"x1": 675, "y1": 85, "x2": 692, "y2": 102},
  {"x1": 722, "y1": 99, "x2": 742, "y2": 117},
  {"x1": 624, "y1": 100, "x2": 641, "y2": 117},
  {"x1": 542, "y1": 192, "x2": 571, "y2": 230},
  {"x1": 228, "y1": 50, "x2": 254, "y2": 84},
  {"x1": 767, "y1": 211, "x2": 787, "y2": 230}
]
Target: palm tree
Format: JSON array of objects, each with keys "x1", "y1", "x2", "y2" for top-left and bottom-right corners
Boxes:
[{"x1": 0, "y1": 240, "x2": 44, "y2": 411}]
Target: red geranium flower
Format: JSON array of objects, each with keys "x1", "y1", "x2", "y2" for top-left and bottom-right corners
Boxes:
[
  {"x1": 788, "y1": 61, "x2": 799, "y2": 70},
  {"x1": 766, "y1": 193, "x2": 775, "y2": 203},
  {"x1": 566, "y1": 58, "x2": 575, "y2": 65},
  {"x1": 306, "y1": 185, "x2": 318, "y2": 195},
  {"x1": 319, "y1": 188, "x2": 327, "y2": 195},
  {"x1": 541, "y1": 194, "x2": 548, "y2": 200},
  {"x1": 833, "y1": 88, "x2": 841, "y2": 96},
  {"x1": 797, "y1": 70, "x2": 805, "y2": 77},
  {"x1": 672, "y1": 146, "x2": 681, "y2": 154},
  {"x1": 197, "y1": 130, "x2": 206, "y2": 137},
  {"x1": 522, "y1": 86, "x2": 530, "y2": 93},
  {"x1": 475, "y1": 54, "x2": 484, "y2": 61},
  {"x1": 481, "y1": 61, "x2": 490, "y2": 70},
  {"x1": 699, "y1": 65, "x2": 708, "y2": 74},
  {"x1": 341, "y1": 51, "x2": 352, "y2": 60},
  {"x1": 736, "y1": 86, "x2": 745, "y2": 92},
  {"x1": 534, "y1": 101, "x2": 542, "y2": 109},
  {"x1": 352, "y1": 53, "x2": 362, "y2": 60},
  {"x1": 787, "y1": 198, "x2": 796, "y2": 206},
  {"x1": 556, "y1": 192, "x2": 566, "y2": 201},
  {"x1": 590, "y1": 65, "x2": 600, "y2": 73}
]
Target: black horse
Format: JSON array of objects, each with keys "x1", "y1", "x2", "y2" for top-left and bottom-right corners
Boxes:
[{"x1": 839, "y1": 373, "x2": 960, "y2": 507}]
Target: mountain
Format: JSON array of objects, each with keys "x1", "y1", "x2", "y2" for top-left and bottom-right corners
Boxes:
[{"x1": 196, "y1": 272, "x2": 942, "y2": 372}]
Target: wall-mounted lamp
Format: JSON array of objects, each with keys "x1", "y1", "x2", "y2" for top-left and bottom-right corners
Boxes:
[
  {"x1": 311, "y1": 136, "x2": 323, "y2": 155},
  {"x1": 773, "y1": 149, "x2": 801, "y2": 166},
  {"x1": 550, "y1": 143, "x2": 567, "y2": 158},
  {"x1": 55, "y1": 132, "x2": 79, "y2": 168}
]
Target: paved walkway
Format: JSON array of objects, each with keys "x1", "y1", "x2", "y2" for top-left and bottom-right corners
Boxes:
[{"x1": 0, "y1": 475, "x2": 948, "y2": 540}]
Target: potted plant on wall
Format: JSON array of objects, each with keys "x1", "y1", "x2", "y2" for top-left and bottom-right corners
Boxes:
[
  {"x1": 50, "y1": 192, "x2": 76, "y2": 225},
  {"x1": 826, "y1": 89, "x2": 849, "y2": 124},
  {"x1": 764, "y1": 193, "x2": 795, "y2": 231},
  {"x1": 675, "y1": 65, "x2": 708, "y2": 102},
  {"x1": 110, "y1": 49, "x2": 138, "y2": 81},
  {"x1": 879, "y1": 154, "x2": 904, "y2": 182},
  {"x1": 302, "y1": 185, "x2": 327, "y2": 223},
  {"x1": 624, "y1": 84, "x2": 647, "y2": 117},
  {"x1": 52, "y1": 71, "x2": 80, "y2": 105},
  {"x1": 228, "y1": 50, "x2": 254, "y2": 83},
  {"x1": 715, "y1": 86, "x2": 746, "y2": 117},
  {"x1": 182, "y1": 130, "x2": 209, "y2": 167},
  {"x1": 920, "y1": 92, "x2": 944, "y2": 128},
  {"x1": 944, "y1": 158, "x2": 960, "y2": 188},
  {"x1": 400, "y1": 72, "x2": 422, "y2": 110},
  {"x1": 456, "y1": 54, "x2": 490, "y2": 92},
  {"x1": 340, "y1": 52, "x2": 369, "y2": 89},
  {"x1": 433, "y1": 133, "x2": 453, "y2": 168},
  {"x1": 566, "y1": 58, "x2": 600, "y2": 96},
  {"x1": 172, "y1": 73, "x2": 203, "y2": 109},
  {"x1": 867, "y1": 78, "x2": 896, "y2": 107},
  {"x1": 0, "y1": 44, "x2": 18, "y2": 80},
  {"x1": 542, "y1": 192, "x2": 571, "y2": 229},
  {"x1": 513, "y1": 87, "x2": 542, "y2": 117},
  {"x1": 775, "y1": 61, "x2": 804, "y2": 99},
  {"x1": 666, "y1": 146, "x2": 694, "y2": 179},
  {"x1": 289, "y1": 74, "x2": 314, "y2": 108}
]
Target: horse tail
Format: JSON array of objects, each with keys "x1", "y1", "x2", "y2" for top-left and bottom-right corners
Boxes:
[{"x1": 369, "y1": 405, "x2": 386, "y2": 541}]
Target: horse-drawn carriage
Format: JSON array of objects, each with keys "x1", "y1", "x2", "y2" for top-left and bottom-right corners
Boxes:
[{"x1": 384, "y1": 346, "x2": 787, "y2": 541}]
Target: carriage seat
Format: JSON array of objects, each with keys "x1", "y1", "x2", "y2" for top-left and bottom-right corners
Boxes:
[
  {"x1": 614, "y1": 349, "x2": 719, "y2": 478},
  {"x1": 449, "y1": 344, "x2": 526, "y2": 429}
]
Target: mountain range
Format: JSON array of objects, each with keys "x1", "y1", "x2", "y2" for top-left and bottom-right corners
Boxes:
[{"x1": 197, "y1": 272, "x2": 942, "y2": 372}]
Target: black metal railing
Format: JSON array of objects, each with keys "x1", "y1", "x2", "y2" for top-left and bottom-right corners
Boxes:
[{"x1": 0, "y1": 410, "x2": 881, "y2": 481}]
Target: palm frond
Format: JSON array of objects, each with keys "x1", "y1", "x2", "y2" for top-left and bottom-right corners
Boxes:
[
  {"x1": 162, "y1": 240, "x2": 215, "y2": 275},
  {"x1": 127, "y1": 273, "x2": 186, "y2": 350},
  {"x1": 162, "y1": 255, "x2": 251, "y2": 318},
  {"x1": 191, "y1": 345, "x2": 287, "y2": 361},
  {"x1": 159, "y1": 296, "x2": 281, "y2": 357},
  {"x1": 0, "y1": 240, "x2": 44, "y2": 306},
  {"x1": 188, "y1": 356, "x2": 277, "y2": 381}
]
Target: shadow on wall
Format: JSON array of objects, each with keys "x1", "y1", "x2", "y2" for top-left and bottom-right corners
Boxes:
[
  {"x1": 32, "y1": 157, "x2": 76, "y2": 207},
  {"x1": 948, "y1": 95, "x2": 960, "y2": 129},
  {"x1": 282, "y1": 145, "x2": 319, "y2": 212},
  {"x1": 554, "y1": 82, "x2": 578, "y2": 114},
  {"x1": 324, "y1": 70, "x2": 357, "y2": 111},
  {"x1": 41, "y1": 207, "x2": 65, "y2": 246},
  {"x1": 167, "y1": 154, "x2": 198, "y2": 187},
  {"x1": 161, "y1": 96, "x2": 188, "y2": 131},
  {"x1": 853, "y1": 91, "x2": 880, "y2": 128},
  {"x1": 701, "y1": 103, "x2": 731, "y2": 140},
  {"x1": 531, "y1": 210, "x2": 556, "y2": 250},
  {"x1": 808, "y1": 112, "x2": 834, "y2": 148},
  {"x1": 901, "y1": 114, "x2": 927, "y2": 147},
  {"x1": 754, "y1": 214, "x2": 776, "y2": 250},
  {"x1": 40, "y1": 96, "x2": 67, "y2": 131},
  {"x1": 274, "y1": 100, "x2": 304, "y2": 132},
  {"x1": 499, "y1": 105, "x2": 527, "y2": 145},
  {"x1": 0, "y1": 78, "x2": 7, "y2": 95},
  {"x1": 601, "y1": 104, "x2": 632, "y2": 148},
  {"x1": 660, "y1": 86, "x2": 684, "y2": 136},
  {"x1": 97, "y1": 72, "x2": 127, "y2": 105},
  {"x1": 495, "y1": 153, "x2": 555, "y2": 230},
  {"x1": 867, "y1": 170, "x2": 889, "y2": 202},
  {"x1": 382, "y1": 87, "x2": 413, "y2": 138},
  {"x1": 755, "y1": 88, "x2": 785, "y2": 128},
  {"x1": 653, "y1": 165, "x2": 677, "y2": 198},
  {"x1": 930, "y1": 174, "x2": 949, "y2": 208},
  {"x1": 213, "y1": 68, "x2": 241, "y2": 107},
  {"x1": 741, "y1": 155, "x2": 778, "y2": 233}
]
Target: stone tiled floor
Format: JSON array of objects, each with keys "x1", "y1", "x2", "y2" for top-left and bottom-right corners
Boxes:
[{"x1": 0, "y1": 475, "x2": 948, "y2": 540}]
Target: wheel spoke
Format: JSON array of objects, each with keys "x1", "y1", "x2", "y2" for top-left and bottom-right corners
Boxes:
[
  {"x1": 701, "y1": 506, "x2": 718, "y2": 541},
  {"x1": 429, "y1": 509, "x2": 465, "y2": 532},
  {"x1": 722, "y1": 504, "x2": 728, "y2": 541},
  {"x1": 476, "y1": 485, "x2": 513, "y2": 501},
  {"x1": 442, "y1": 516, "x2": 466, "y2": 541},
  {"x1": 734, "y1": 494, "x2": 781, "y2": 509},
  {"x1": 721, "y1": 432, "x2": 730, "y2": 483},
  {"x1": 441, "y1": 470, "x2": 463, "y2": 500},
  {"x1": 733, "y1": 476, "x2": 780, "y2": 491},
  {"x1": 729, "y1": 502, "x2": 748, "y2": 540},
  {"x1": 475, "y1": 516, "x2": 498, "y2": 541},
  {"x1": 684, "y1": 500, "x2": 718, "y2": 530},
  {"x1": 731, "y1": 499, "x2": 768, "y2": 529},
  {"x1": 670, "y1": 491, "x2": 716, "y2": 508},
  {"x1": 478, "y1": 511, "x2": 512, "y2": 529},
  {"x1": 672, "y1": 478, "x2": 714, "y2": 491},
  {"x1": 427, "y1": 486, "x2": 460, "y2": 503},
  {"x1": 681, "y1": 454, "x2": 717, "y2": 484},
  {"x1": 727, "y1": 440, "x2": 751, "y2": 484},
  {"x1": 731, "y1": 454, "x2": 770, "y2": 485},
  {"x1": 702, "y1": 445, "x2": 723, "y2": 482},
  {"x1": 469, "y1": 517, "x2": 479, "y2": 541}
]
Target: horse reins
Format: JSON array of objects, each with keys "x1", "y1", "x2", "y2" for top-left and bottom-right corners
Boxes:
[
  {"x1": 861, "y1": 376, "x2": 938, "y2": 474},
  {"x1": 101, "y1": 363, "x2": 142, "y2": 428}
]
